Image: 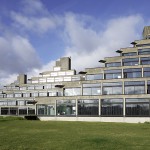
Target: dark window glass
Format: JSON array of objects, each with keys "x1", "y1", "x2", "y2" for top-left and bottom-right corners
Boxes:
[
  {"x1": 126, "y1": 98, "x2": 150, "y2": 116},
  {"x1": 141, "y1": 57, "x2": 150, "y2": 65},
  {"x1": 137, "y1": 44, "x2": 150, "y2": 47},
  {"x1": 122, "y1": 58, "x2": 139, "y2": 66},
  {"x1": 105, "y1": 62, "x2": 121, "y2": 67},
  {"x1": 122, "y1": 52, "x2": 137, "y2": 56},
  {"x1": 144, "y1": 67, "x2": 150, "y2": 77},
  {"x1": 57, "y1": 100, "x2": 76, "y2": 116},
  {"x1": 37, "y1": 104, "x2": 55, "y2": 116},
  {"x1": 138, "y1": 48, "x2": 150, "y2": 55},
  {"x1": 78, "y1": 99, "x2": 99, "y2": 116},
  {"x1": 101, "y1": 99, "x2": 123, "y2": 116},
  {"x1": 10, "y1": 107, "x2": 18, "y2": 115},
  {"x1": 104, "y1": 69, "x2": 122, "y2": 79},
  {"x1": 123, "y1": 68, "x2": 142, "y2": 78},
  {"x1": 1, "y1": 107, "x2": 9, "y2": 115},
  {"x1": 124, "y1": 81, "x2": 145, "y2": 95}
]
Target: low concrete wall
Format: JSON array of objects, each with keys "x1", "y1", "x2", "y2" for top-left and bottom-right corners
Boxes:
[{"x1": 38, "y1": 117, "x2": 150, "y2": 123}]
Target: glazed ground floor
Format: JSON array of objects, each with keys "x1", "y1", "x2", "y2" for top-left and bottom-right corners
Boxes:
[{"x1": 0, "y1": 98, "x2": 150, "y2": 121}]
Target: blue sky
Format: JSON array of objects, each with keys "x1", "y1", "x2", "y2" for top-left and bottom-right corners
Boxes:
[{"x1": 0, "y1": 0, "x2": 149, "y2": 84}]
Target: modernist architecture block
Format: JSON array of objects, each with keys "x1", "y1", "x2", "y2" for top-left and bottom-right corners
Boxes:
[{"x1": 1, "y1": 26, "x2": 150, "y2": 123}]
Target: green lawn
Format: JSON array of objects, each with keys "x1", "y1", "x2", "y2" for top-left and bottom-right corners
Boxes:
[{"x1": 0, "y1": 117, "x2": 150, "y2": 150}]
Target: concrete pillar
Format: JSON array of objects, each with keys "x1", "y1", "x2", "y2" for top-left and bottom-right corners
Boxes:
[
  {"x1": 76, "y1": 99, "x2": 78, "y2": 116},
  {"x1": 123, "y1": 98, "x2": 126, "y2": 116},
  {"x1": 54, "y1": 100, "x2": 57, "y2": 116},
  {"x1": 99, "y1": 98, "x2": 101, "y2": 116}
]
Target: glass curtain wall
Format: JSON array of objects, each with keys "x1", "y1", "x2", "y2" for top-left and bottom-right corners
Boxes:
[
  {"x1": 56, "y1": 100, "x2": 76, "y2": 116},
  {"x1": 64, "y1": 88, "x2": 81, "y2": 96},
  {"x1": 124, "y1": 81, "x2": 145, "y2": 94},
  {"x1": 123, "y1": 68, "x2": 142, "y2": 78},
  {"x1": 105, "y1": 62, "x2": 121, "y2": 67},
  {"x1": 78, "y1": 99, "x2": 99, "y2": 116},
  {"x1": 86, "y1": 74, "x2": 103, "y2": 80},
  {"x1": 101, "y1": 99, "x2": 123, "y2": 116},
  {"x1": 102, "y1": 82, "x2": 122, "y2": 95},
  {"x1": 122, "y1": 58, "x2": 139, "y2": 66},
  {"x1": 126, "y1": 99, "x2": 150, "y2": 116},
  {"x1": 144, "y1": 67, "x2": 150, "y2": 77},
  {"x1": 138, "y1": 48, "x2": 150, "y2": 55},
  {"x1": 141, "y1": 57, "x2": 150, "y2": 65},
  {"x1": 104, "y1": 69, "x2": 122, "y2": 79},
  {"x1": 37, "y1": 104, "x2": 55, "y2": 116},
  {"x1": 83, "y1": 83, "x2": 101, "y2": 95}
]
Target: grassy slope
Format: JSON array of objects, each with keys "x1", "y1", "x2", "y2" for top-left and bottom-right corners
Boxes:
[{"x1": 0, "y1": 119, "x2": 150, "y2": 150}]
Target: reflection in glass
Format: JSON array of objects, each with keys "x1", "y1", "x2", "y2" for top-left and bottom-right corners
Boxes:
[
  {"x1": 101, "y1": 99, "x2": 123, "y2": 116},
  {"x1": 57, "y1": 100, "x2": 76, "y2": 116},
  {"x1": 78, "y1": 99, "x2": 99, "y2": 116}
]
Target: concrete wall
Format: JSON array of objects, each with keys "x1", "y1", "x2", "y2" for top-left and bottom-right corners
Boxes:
[{"x1": 39, "y1": 116, "x2": 150, "y2": 123}]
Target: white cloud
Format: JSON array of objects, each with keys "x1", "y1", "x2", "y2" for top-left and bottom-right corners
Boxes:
[
  {"x1": 64, "y1": 14, "x2": 144, "y2": 71},
  {"x1": 21, "y1": 0, "x2": 48, "y2": 15},
  {"x1": 0, "y1": 0, "x2": 146, "y2": 87},
  {"x1": 11, "y1": 12, "x2": 62, "y2": 34},
  {"x1": 0, "y1": 35, "x2": 41, "y2": 76}
]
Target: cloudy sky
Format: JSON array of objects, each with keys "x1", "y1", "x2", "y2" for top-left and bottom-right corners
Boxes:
[{"x1": 0, "y1": 0, "x2": 149, "y2": 85}]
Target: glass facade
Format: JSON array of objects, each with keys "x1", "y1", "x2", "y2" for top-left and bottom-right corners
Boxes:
[
  {"x1": 105, "y1": 62, "x2": 121, "y2": 67},
  {"x1": 124, "y1": 81, "x2": 145, "y2": 95},
  {"x1": 138, "y1": 48, "x2": 150, "y2": 55},
  {"x1": 126, "y1": 99, "x2": 150, "y2": 116},
  {"x1": 83, "y1": 83, "x2": 101, "y2": 95},
  {"x1": 102, "y1": 82, "x2": 122, "y2": 95},
  {"x1": 104, "y1": 69, "x2": 122, "y2": 79},
  {"x1": 86, "y1": 74, "x2": 103, "y2": 80},
  {"x1": 57, "y1": 100, "x2": 76, "y2": 115},
  {"x1": 123, "y1": 68, "x2": 142, "y2": 78},
  {"x1": 141, "y1": 57, "x2": 150, "y2": 65},
  {"x1": 122, "y1": 58, "x2": 139, "y2": 66},
  {"x1": 1, "y1": 27, "x2": 150, "y2": 120},
  {"x1": 101, "y1": 99, "x2": 123, "y2": 116},
  {"x1": 78, "y1": 99, "x2": 99, "y2": 116},
  {"x1": 64, "y1": 88, "x2": 81, "y2": 96},
  {"x1": 144, "y1": 67, "x2": 150, "y2": 77},
  {"x1": 122, "y1": 52, "x2": 137, "y2": 56}
]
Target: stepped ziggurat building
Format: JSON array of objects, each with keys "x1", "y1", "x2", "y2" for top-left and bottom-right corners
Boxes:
[{"x1": 1, "y1": 26, "x2": 150, "y2": 123}]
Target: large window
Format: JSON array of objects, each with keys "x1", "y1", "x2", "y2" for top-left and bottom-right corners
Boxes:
[
  {"x1": 147, "y1": 81, "x2": 150, "y2": 94},
  {"x1": 83, "y1": 83, "x2": 101, "y2": 95},
  {"x1": 122, "y1": 52, "x2": 137, "y2": 56},
  {"x1": 122, "y1": 58, "x2": 139, "y2": 66},
  {"x1": 78, "y1": 99, "x2": 99, "y2": 116},
  {"x1": 102, "y1": 82, "x2": 122, "y2": 95},
  {"x1": 123, "y1": 68, "x2": 142, "y2": 78},
  {"x1": 86, "y1": 74, "x2": 103, "y2": 80},
  {"x1": 140, "y1": 57, "x2": 150, "y2": 65},
  {"x1": 19, "y1": 107, "x2": 27, "y2": 115},
  {"x1": 126, "y1": 99, "x2": 150, "y2": 116},
  {"x1": 64, "y1": 88, "x2": 81, "y2": 96},
  {"x1": 57, "y1": 100, "x2": 76, "y2": 116},
  {"x1": 144, "y1": 67, "x2": 150, "y2": 77},
  {"x1": 105, "y1": 62, "x2": 121, "y2": 67},
  {"x1": 104, "y1": 69, "x2": 122, "y2": 79},
  {"x1": 101, "y1": 99, "x2": 123, "y2": 116},
  {"x1": 1, "y1": 107, "x2": 9, "y2": 115},
  {"x1": 124, "y1": 81, "x2": 145, "y2": 95},
  {"x1": 37, "y1": 104, "x2": 55, "y2": 116},
  {"x1": 138, "y1": 48, "x2": 150, "y2": 55}
]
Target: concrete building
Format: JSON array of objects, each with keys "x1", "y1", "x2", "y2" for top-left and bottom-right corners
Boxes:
[{"x1": 1, "y1": 26, "x2": 150, "y2": 123}]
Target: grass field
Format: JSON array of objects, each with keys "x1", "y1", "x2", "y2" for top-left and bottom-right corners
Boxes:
[{"x1": 0, "y1": 117, "x2": 150, "y2": 150}]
